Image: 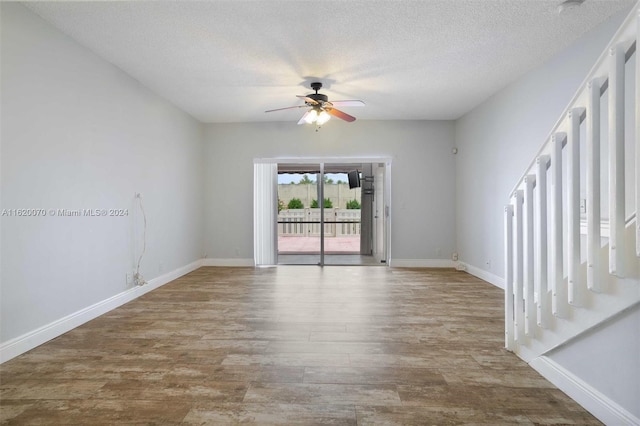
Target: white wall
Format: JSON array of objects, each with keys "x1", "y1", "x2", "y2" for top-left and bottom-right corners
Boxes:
[
  {"x1": 547, "y1": 305, "x2": 640, "y2": 420},
  {"x1": 454, "y1": 10, "x2": 629, "y2": 284},
  {"x1": 0, "y1": 3, "x2": 204, "y2": 346},
  {"x1": 203, "y1": 120, "x2": 455, "y2": 264}
]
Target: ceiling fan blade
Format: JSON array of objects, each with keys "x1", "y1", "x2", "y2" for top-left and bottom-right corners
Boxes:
[
  {"x1": 326, "y1": 107, "x2": 356, "y2": 122},
  {"x1": 265, "y1": 105, "x2": 307, "y2": 113},
  {"x1": 328, "y1": 100, "x2": 365, "y2": 107},
  {"x1": 297, "y1": 110, "x2": 312, "y2": 125},
  {"x1": 296, "y1": 95, "x2": 319, "y2": 105}
]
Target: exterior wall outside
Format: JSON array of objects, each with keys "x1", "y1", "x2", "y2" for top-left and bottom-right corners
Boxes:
[{"x1": 278, "y1": 183, "x2": 361, "y2": 209}]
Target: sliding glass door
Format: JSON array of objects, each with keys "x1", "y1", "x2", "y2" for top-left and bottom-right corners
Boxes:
[
  {"x1": 255, "y1": 158, "x2": 390, "y2": 266},
  {"x1": 277, "y1": 162, "x2": 376, "y2": 265},
  {"x1": 276, "y1": 163, "x2": 322, "y2": 265}
]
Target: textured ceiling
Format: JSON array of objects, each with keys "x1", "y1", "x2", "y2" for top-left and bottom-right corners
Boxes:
[{"x1": 25, "y1": 0, "x2": 635, "y2": 123}]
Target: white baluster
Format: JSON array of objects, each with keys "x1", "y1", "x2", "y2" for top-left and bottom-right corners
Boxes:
[
  {"x1": 609, "y1": 43, "x2": 626, "y2": 277},
  {"x1": 514, "y1": 189, "x2": 525, "y2": 342},
  {"x1": 504, "y1": 204, "x2": 515, "y2": 351},
  {"x1": 587, "y1": 80, "x2": 602, "y2": 292},
  {"x1": 524, "y1": 175, "x2": 536, "y2": 336},
  {"x1": 567, "y1": 108, "x2": 583, "y2": 306},
  {"x1": 535, "y1": 155, "x2": 550, "y2": 327},
  {"x1": 551, "y1": 133, "x2": 567, "y2": 317}
]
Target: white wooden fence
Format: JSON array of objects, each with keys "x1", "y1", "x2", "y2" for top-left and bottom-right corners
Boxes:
[{"x1": 278, "y1": 208, "x2": 361, "y2": 237}]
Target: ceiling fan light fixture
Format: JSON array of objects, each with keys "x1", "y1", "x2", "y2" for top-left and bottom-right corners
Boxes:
[
  {"x1": 316, "y1": 110, "x2": 331, "y2": 125},
  {"x1": 304, "y1": 109, "x2": 318, "y2": 124}
]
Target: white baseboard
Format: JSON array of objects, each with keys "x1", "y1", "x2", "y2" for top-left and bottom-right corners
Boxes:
[
  {"x1": 530, "y1": 356, "x2": 640, "y2": 426},
  {"x1": 389, "y1": 259, "x2": 457, "y2": 268},
  {"x1": 459, "y1": 262, "x2": 505, "y2": 289},
  {"x1": 0, "y1": 259, "x2": 203, "y2": 364},
  {"x1": 201, "y1": 258, "x2": 255, "y2": 267},
  {"x1": 146, "y1": 259, "x2": 203, "y2": 288}
]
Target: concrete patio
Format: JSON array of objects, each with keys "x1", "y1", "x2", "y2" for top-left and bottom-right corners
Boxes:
[{"x1": 278, "y1": 235, "x2": 360, "y2": 253}]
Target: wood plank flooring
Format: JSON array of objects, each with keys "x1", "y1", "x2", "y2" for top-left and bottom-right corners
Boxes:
[{"x1": 0, "y1": 267, "x2": 601, "y2": 425}]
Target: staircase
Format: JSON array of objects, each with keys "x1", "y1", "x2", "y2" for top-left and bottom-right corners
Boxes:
[{"x1": 503, "y1": 0, "x2": 640, "y2": 391}]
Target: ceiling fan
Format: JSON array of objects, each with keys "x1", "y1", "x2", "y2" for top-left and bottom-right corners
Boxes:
[{"x1": 265, "y1": 82, "x2": 365, "y2": 127}]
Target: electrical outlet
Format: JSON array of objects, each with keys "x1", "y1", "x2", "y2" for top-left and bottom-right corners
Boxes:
[
  {"x1": 580, "y1": 198, "x2": 587, "y2": 214},
  {"x1": 452, "y1": 252, "x2": 459, "y2": 261}
]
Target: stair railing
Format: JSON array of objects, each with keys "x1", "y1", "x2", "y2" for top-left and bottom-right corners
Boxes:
[{"x1": 504, "y1": 3, "x2": 639, "y2": 352}]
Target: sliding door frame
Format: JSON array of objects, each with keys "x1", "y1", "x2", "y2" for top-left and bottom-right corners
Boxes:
[{"x1": 254, "y1": 156, "x2": 392, "y2": 266}]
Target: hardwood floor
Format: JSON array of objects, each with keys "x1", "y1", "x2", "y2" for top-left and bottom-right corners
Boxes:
[
  {"x1": 277, "y1": 254, "x2": 383, "y2": 265},
  {"x1": 0, "y1": 267, "x2": 601, "y2": 425}
]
